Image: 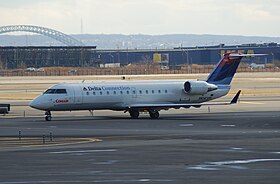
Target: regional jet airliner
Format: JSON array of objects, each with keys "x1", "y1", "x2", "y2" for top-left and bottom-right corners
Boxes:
[{"x1": 30, "y1": 52, "x2": 264, "y2": 121}]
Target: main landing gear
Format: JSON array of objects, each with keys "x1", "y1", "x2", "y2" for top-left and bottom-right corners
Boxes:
[
  {"x1": 128, "y1": 109, "x2": 160, "y2": 119},
  {"x1": 149, "y1": 110, "x2": 160, "y2": 119},
  {"x1": 45, "y1": 111, "x2": 52, "y2": 121},
  {"x1": 129, "y1": 109, "x2": 140, "y2": 119}
]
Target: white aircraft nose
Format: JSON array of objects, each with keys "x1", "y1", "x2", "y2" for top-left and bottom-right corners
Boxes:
[
  {"x1": 29, "y1": 99, "x2": 39, "y2": 109},
  {"x1": 29, "y1": 98, "x2": 46, "y2": 110}
]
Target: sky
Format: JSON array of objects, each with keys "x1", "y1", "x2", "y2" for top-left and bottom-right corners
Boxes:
[{"x1": 0, "y1": 0, "x2": 280, "y2": 37}]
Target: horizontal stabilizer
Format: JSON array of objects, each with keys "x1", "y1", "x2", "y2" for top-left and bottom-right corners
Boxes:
[{"x1": 229, "y1": 53, "x2": 267, "y2": 57}]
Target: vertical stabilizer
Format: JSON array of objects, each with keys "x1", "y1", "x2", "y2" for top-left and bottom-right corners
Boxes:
[{"x1": 206, "y1": 53, "x2": 242, "y2": 85}]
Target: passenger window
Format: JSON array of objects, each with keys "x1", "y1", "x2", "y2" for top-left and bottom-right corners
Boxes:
[
  {"x1": 100, "y1": 91, "x2": 103, "y2": 95},
  {"x1": 158, "y1": 90, "x2": 161, "y2": 94},
  {"x1": 165, "y1": 90, "x2": 168, "y2": 93},
  {"x1": 113, "y1": 91, "x2": 116, "y2": 95},
  {"x1": 86, "y1": 92, "x2": 89, "y2": 95},
  {"x1": 120, "y1": 91, "x2": 123, "y2": 95},
  {"x1": 139, "y1": 90, "x2": 142, "y2": 94},
  {"x1": 126, "y1": 91, "x2": 129, "y2": 94},
  {"x1": 93, "y1": 92, "x2": 96, "y2": 95},
  {"x1": 146, "y1": 90, "x2": 148, "y2": 94},
  {"x1": 133, "y1": 90, "x2": 136, "y2": 94},
  {"x1": 107, "y1": 91, "x2": 110, "y2": 95},
  {"x1": 152, "y1": 90, "x2": 154, "y2": 94}
]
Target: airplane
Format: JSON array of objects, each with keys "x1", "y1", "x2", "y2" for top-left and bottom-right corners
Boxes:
[{"x1": 29, "y1": 52, "x2": 265, "y2": 121}]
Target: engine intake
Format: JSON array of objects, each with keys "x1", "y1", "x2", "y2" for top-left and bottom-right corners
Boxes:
[{"x1": 184, "y1": 81, "x2": 217, "y2": 95}]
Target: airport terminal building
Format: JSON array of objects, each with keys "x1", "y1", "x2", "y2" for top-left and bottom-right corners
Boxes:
[{"x1": 0, "y1": 43, "x2": 279, "y2": 69}]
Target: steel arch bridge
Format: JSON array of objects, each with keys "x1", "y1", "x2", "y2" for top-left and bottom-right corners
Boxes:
[{"x1": 0, "y1": 25, "x2": 84, "y2": 46}]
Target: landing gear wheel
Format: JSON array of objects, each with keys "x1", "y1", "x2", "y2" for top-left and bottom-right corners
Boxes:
[
  {"x1": 149, "y1": 110, "x2": 160, "y2": 119},
  {"x1": 129, "y1": 110, "x2": 139, "y2": 119},
  {"x1": 45, "y1": 115, "x2": 52, "y2": 121},
  {"x1": 45, "y1": 111, "x2": 52, "y2": 121}
]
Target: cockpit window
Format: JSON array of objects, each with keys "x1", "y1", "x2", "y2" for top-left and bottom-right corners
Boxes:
[
  {"x1": 56, "y1": 89, "x2": 67, "y2": 94},
  {"x1": 44, "y1": 89, "x2": 67, "y2": 94},
  {"x1": 44, "y1": 89, "x2": 56, "y2": 94}
]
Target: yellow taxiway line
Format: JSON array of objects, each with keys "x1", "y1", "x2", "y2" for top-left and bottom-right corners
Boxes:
[{"x1": 20, "y1": 138, "x2": 102, "y2": 148}]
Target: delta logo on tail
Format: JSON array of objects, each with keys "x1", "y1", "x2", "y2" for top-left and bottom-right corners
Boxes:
[
  {"x1": 218, "y1": 53, "x2": 241, "y2": 66},
  {"x1": 207, "y1": 52, "x2": 266, "y2": 85},
  {"x1": 207, "y1": 53, "x2": 242, "y2": 85}
]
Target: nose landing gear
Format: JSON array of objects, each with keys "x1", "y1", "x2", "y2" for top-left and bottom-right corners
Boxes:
[{"x1": 45, "y1": 111, "x2": 52, "y2": 121}]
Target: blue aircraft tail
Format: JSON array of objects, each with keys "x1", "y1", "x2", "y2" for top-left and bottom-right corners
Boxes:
[{"x1": 206, "y1": 52, "x2": 243, "y2": 85}]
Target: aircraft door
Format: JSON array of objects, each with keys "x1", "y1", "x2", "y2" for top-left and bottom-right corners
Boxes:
[{"x1": 72, "y1": 86, "x2": 83, "y2": 104}]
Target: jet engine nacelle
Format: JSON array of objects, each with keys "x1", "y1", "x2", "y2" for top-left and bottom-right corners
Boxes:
[{"x1": 184, "y1": 81, "x2": 218, "y2": 95}]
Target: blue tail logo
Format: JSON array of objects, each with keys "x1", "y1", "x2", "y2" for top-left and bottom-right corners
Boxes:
[{"x1": 207, "y1": 53, "x2": 242, "y2": 85}]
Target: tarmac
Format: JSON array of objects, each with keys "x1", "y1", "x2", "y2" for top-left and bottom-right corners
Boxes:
[
  {"x1": 0, "y1": 97, "x2": 280, "y2": 184},
  {"x1": 0, "y1": 72, "x2": 280, "y2": 183}
]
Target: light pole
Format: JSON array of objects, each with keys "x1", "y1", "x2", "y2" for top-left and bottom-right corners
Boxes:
[
  {"x1": 109, "y1": 53, "x2": 114, "y2": 63},
  {"x1": 182, "y1": 48, "x2": 190, "y2": 73},
  {"x1": 271, "y1": 52, "x2": 274, "y2": 66}
]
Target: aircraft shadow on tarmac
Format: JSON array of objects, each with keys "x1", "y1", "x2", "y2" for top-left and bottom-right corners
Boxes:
[{"x1": 31, "y1": 113, "x2": 229, "y2": 122}]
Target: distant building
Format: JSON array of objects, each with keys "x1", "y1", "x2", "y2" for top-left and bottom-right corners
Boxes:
[{"x1": 0, "y1": 43, "x2": 278, "y2": 69}]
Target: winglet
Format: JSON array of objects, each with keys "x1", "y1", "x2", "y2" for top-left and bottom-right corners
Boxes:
[{"x1": 230, "y1": 90, "x2": 241, "y2": 104}]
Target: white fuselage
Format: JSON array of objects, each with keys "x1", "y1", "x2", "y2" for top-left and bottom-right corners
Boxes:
[{"x1": 30, "y1": 80, "x2": 230, "y2": 112}]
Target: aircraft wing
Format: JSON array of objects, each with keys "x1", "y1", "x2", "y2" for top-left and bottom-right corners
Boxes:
[{"x1": 127, "y1": 90, "x2": 241, "y2": 109}]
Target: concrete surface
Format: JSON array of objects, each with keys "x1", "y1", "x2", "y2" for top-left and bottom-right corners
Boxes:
[{"x1": 0, "y1": 100, "x2": 279, "y2": 184}]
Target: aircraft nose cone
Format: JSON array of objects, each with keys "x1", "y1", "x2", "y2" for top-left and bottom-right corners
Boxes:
[
  {"x1": 29, "y1": 98, "x2": 46, "y2": 110},
  {"x1": 29, "y1": 99, "x2": 39, "y2": 109},
  {"x1": 29, "y1": 96, "x2": 52, "y2": 111}
]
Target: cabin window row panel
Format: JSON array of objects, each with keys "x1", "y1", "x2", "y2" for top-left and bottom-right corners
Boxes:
[
  {"x1": 138, "y1": 89, "x2": 168, "y2": 95},
  {"x1": 89, "y1": 89, "x2": 168, "y2": 96}
]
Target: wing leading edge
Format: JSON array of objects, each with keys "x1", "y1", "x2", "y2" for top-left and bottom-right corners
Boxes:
[{"x1": 127, "y1": 90, "x2": 241, "y2": 110}]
